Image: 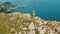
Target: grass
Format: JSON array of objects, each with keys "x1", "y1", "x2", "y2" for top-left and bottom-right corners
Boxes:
[
  {"x1": 0, "y1": 14, "x2": 21, "y2": 34},
  {"x1": 0, "y1": 13, "x2": 60, "y2": 34}
]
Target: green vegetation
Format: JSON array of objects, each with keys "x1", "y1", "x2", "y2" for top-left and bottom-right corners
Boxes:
[
  {"x1": 35, "y1": 29, "x2": 40, "y2": 34},
  {"x1": 0, "y1": 14, "x2": 21, "y2": 34},
  {"x1": 0, "y1": 13, "x2": 60, "y2": 34},
  {"x1": 0, "y1": 14, "x2": 40, "y2": 34},
  {"x1": 44, "y1": 31, "x2": 48, "y2": 34},
  {"x1": 0, "y1": 21, "x2": 10, "y2": 34}
]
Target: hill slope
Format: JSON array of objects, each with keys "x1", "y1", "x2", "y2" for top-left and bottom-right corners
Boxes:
[{"x1": 0, "y1": 12, "x2": 60, "y2": 34}]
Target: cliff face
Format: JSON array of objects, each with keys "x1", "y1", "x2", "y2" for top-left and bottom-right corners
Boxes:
[{"x1": 0, "y1": 12, "x2": 60, "y2": 34}]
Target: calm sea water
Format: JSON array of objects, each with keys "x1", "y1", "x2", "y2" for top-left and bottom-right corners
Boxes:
[{"x1": 0, "y1": 0, "x2": 60, "y2": 21}]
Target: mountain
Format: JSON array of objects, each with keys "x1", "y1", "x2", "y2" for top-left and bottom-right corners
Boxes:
[
  {"x1": 2, "y1": 2, "x2": 16, "y2": 7},
  {"x1": 0, "y1": 2, "x2": 19, "y2": 14}
]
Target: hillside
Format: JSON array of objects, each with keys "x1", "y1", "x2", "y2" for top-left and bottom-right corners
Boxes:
[{"x1": 0, "y1": 12, "x2": 60, "y2": 34}]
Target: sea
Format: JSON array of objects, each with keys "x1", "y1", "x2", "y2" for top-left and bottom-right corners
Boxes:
[{"x1": 0, "y1": 0, "x2": 60, "y2": 21}]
